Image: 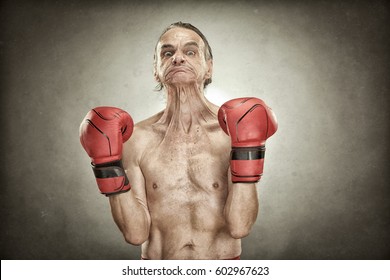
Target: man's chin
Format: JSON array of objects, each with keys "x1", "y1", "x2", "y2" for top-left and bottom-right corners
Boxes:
[{"x1": 165, "y1": 80, "x2": 199, "y2": 88}]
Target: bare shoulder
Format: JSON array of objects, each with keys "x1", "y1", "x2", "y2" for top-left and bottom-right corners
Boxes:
[{"x1": 122, "y1": 111, "x2": 163, "y2": 165}]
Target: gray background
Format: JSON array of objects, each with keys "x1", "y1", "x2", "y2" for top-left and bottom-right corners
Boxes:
[{"x1": 1, "y1": 0, "x2": 389, "y2": 259}]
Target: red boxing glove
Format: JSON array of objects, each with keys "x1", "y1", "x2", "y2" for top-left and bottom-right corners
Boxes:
[
  {"x1": 218, "y1": 97, "x2": 277, "y2": 183},
  {"x1": 79, "y1": 107, "x2": 134, "y2": 195}
]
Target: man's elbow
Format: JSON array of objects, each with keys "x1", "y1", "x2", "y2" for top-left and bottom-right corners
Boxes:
[
  {"x1": 228, "y1": 224, "x2": 252, "y2": 239},
  {"x1": 123, "y1": 232, "x2": 148, "y2": 246}
]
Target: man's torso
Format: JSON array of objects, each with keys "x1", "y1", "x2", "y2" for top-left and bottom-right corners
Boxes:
[{"x1": 133, "y1": 112, "x2": 241, "y2": 259}]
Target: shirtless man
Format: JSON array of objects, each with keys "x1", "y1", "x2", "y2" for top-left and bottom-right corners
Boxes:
[{"x1": 80, "y1": 22, "x2": 277, "y2": 259}]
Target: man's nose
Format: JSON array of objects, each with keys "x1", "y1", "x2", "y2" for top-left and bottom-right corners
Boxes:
[{"x1": 172, "y1": 54, "x2": 185, "y2": 65}]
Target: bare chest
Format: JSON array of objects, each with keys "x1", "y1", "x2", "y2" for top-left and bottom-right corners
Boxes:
[
  {"x1": 138, "y1": 126, "x2": 232, "y2": 236},
  {"x1": 141, "y1": 128, "x2": 230, "y2": 190}
]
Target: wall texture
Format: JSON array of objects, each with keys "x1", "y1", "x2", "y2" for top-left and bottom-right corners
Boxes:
[{"x1": 1, "y1": 0, "x2": 389, "y2": 259}]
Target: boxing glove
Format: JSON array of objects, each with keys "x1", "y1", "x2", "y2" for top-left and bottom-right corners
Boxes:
[
  {"x1": 218, "y1": 97, "x2": 277, "y2": 183},
  {"x1": 79, "y1": 107, "x2": 134, "y2": 195}
]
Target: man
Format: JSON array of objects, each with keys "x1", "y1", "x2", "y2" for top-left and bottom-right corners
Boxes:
[{"x1": 80, "y1": 22, "x2": 277, "y2": 259}]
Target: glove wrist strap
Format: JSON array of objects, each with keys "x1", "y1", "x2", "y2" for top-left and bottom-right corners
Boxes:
[
  {"x1": 231, "y1": 145, "x2": 265, "y2": 160},
  {"x1": 91, "y1": 160, "x2": 130, "y2": 195}
]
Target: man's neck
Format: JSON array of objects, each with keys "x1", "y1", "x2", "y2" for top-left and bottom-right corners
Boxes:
[{"x1": 154, "y1": 84, "x2": 217, "y2": 134}]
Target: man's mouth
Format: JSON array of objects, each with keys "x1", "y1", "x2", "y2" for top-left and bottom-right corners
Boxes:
[{"x1": 168, "y1": 67, "x2": 191, "y2": 75}]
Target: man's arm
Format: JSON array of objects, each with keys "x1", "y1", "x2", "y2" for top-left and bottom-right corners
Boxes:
[
  {"x1": 224, "y1": 172, "x2": 259, "y2": 239},
  {"x1": 109, "y1": 127, "x2": 151, "y2": 246},
  {"x1": 79, "y1": 107, "x2": 150, "y2": 245},
  {"x1": 218, "y1": 97, "x2": 278, "y2": 239}
]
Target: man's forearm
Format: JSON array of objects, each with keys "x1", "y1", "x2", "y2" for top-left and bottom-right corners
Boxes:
[
  {"x1": 109, "y1": 191, "x2": 150, "y2": 245},
  {"x1": 224, "y1": 183, "x2": 259, "y2": 239}
]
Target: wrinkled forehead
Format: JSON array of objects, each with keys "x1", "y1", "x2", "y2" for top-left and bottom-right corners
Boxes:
[{"x1": 157, "y1": 27, "x2": 206, "y2": 50}]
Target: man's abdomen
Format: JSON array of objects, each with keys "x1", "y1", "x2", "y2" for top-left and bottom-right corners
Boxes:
[{"x1": 142, "y1": 184, "x2": 241, "y2": 260}]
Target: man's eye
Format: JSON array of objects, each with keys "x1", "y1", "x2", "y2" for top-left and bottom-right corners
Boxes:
[
  {"x1": 163, "y1": 51, "x2": 173, "y2": 57},
  {"x1": 186, "y1": 50, "x2": 195, "y2": 56}
]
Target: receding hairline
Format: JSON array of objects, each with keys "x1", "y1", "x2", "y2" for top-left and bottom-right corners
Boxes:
[
  {"x1": 155, "y1": 26, "x2": 212, "y2": 60},
  {"x1": 157, "y1": 28, "x2": 204, "y2": 48}
]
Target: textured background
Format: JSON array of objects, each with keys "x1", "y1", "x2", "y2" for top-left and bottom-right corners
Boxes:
[{"x1": 1, "y1": 0, "x2": 389, "y2": 259}]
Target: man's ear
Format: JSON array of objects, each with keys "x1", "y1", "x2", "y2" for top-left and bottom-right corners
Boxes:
[
  {"x1": 205, "y1": 59, "x2": 213, "y2": 79},
  {"x1": 153, "y1": 54, "x2": 161, "y2": 82},
  {"x1": 154, "y1": 70, "x2": 160, "y2": 82},
  {"x1": 153, "y1": 64, "x2": 161, "y2": 82}
]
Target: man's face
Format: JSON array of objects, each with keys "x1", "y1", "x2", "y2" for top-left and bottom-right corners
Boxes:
[{"x1": 154, "y1": 27, "x2": 212, "y2": 88}]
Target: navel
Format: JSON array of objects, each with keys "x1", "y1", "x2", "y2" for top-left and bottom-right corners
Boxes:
[{"x1": 182, "y1": 240, "x2": 196, "y2": 250}]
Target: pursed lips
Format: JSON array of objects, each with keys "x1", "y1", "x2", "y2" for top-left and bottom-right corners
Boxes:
[{"x1": 167, "y1": 66, "x2": 192, "y2": 75}]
